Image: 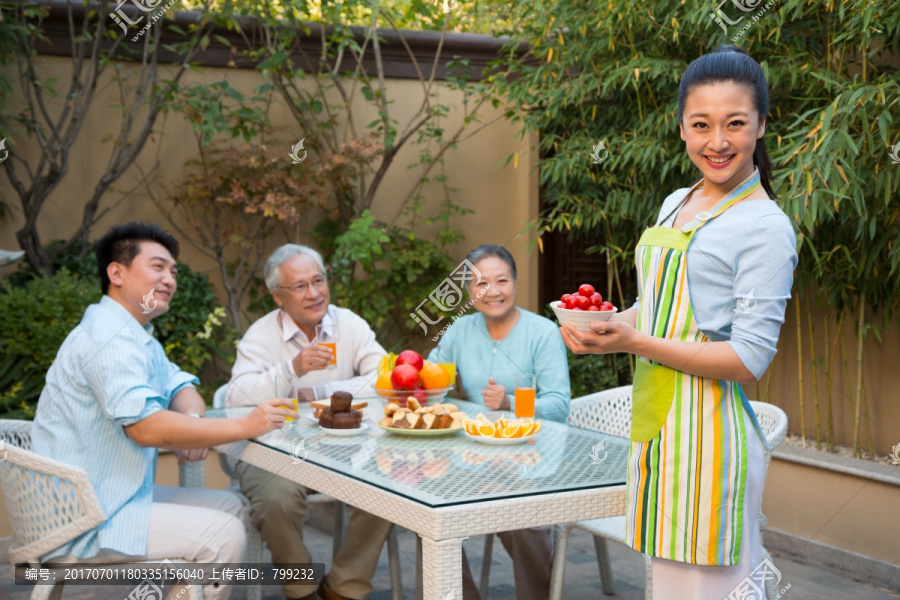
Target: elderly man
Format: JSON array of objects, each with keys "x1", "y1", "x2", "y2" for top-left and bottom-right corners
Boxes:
[
  {"x1": 227, "y1": 244, "x2": 393, "y2": 600},
  {"x1": 31, "y1": 222, "x2": 295, "y2": 600}
]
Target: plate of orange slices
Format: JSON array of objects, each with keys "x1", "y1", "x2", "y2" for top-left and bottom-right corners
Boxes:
[{"x1": 463, "y1": 413, "x2": 542, "y2": 445}]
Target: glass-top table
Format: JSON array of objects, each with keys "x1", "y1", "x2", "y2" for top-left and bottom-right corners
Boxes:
[
  {"x1": 208, "y1": 399, "x2": 629, "y2": 599},
  {"x1": 208, "y1": 399, "x2": 627, "y2": 508}
]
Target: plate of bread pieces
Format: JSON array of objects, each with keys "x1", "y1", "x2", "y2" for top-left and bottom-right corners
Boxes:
[
  {"x1": 377, "y1": 397, "x2": 466, "y2": 436},
  {"x1": 308, "y1": 392, "x2": 370, "y2": 436}
]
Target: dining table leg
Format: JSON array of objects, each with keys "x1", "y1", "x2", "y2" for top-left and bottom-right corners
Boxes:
[
  {"x1": 416, "y1": 536, "x2": 423, "y2": 600},
  {"x1": 420, "y1": 536, "x2": 465, "y2": 600}
]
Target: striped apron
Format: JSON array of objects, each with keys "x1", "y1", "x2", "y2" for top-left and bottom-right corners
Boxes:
[{"x1": 625, "y1": 171, "x2": 768, "y2": 566}]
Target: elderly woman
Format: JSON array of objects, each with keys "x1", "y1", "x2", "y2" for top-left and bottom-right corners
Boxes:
[{"x1": 428, "y1": 244, "x2": 571, "y2": 600}]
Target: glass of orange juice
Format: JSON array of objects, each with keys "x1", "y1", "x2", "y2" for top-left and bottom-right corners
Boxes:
[
  {"x1": 275, "y1": 376, "x2": 299, "y2": 426},
  {"x1": 514, "y1": 374, "x2": 536, "y2": 419},
  {"x1": 438, "y1": 363, "x2": 456, "y2": 388},
  {"x1": 436, "y1": 342, "x2": 456, "y2": 388},
  {"x1": 315, "y1": 323, "x2": 337, "y2": 370}
]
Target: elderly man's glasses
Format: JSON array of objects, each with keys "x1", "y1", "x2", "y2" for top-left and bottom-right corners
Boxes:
[{"x1": 279, "y1": 276, "x2": 327, "y2": 295}]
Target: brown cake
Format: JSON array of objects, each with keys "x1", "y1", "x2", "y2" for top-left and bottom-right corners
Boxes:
[
  {"x1": 318, "y1": 392, "x2": 362, "y2": 429},
  {"x1": 332, "y1": 412, "x2": 358, "y2": 429},
  {"x1": 330, "y1": 391, "x2": 353, "y2": 412},
  {"x1": 318, "y1": 408, "x2": 335, "y2": 428}
]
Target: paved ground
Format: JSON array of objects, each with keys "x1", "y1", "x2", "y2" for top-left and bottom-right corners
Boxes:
[{"x1": 3, "y1": 521, "x2": 899, "y2": 599}]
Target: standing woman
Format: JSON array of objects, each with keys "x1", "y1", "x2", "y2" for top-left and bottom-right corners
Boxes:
[{"x1": 561, "y1": 46, "x2": 797, "y2": 598}]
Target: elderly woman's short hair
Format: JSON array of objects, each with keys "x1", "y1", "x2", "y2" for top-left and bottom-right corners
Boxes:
[
  {"x1": 264, "y1": 244, "x2": 326, "y2": 292},
  {"x1": 465, "y1": 244, "x2": 517, "y2": 281}
]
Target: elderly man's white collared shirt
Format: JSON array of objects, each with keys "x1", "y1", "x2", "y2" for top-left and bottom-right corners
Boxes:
[
  {"x1": 227, "y1": 305, "x2": 385, "y2": 406},
  {"x1": 280, "y1": 308, "x2": 335, "y2": 345}
]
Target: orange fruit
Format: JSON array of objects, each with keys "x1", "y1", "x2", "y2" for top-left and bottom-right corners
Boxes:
[
  {"x1": 375, "y1": 372, "x2": 394, "y2": 391},
  {"x1": 419, "y1": 363, "x2": 450, "y2": 390},
  {"x1": 464, "y1": 421, "x2": 479, "y2": 436},
  {"x1": 501, "y1": 424, "x2": 521, "y2": 438},
  {"x1": 529, "y1": 421, "x2": 542, "y2": 436},
  {"x1": 477, "y1": 424, "x2": 496, "y2": 437},
  {"x1": 475, "y1": 413, "x2": 492, "y2": 425}
]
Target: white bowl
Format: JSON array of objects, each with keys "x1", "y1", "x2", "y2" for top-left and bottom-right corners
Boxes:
[
  {"x1": 549, "y1": 301, "x2": 618, "y2": 332},
  {"x1": 372, "y1": 386, "x2": 453, "y2": 406}
]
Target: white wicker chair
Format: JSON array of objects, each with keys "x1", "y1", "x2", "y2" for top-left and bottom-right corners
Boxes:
[
  {"x1": 213, "y1": 385, "x2": 404, "y2": 600},
  {"x1": 748, "y1": 400, "x2": 789, "y2": 600},
  {"x1": 0, "y1": 419, "x2": 203, "y2": 600},
  {"x1": 548, "y1": 387, "x2": 789, "y2": 600}
]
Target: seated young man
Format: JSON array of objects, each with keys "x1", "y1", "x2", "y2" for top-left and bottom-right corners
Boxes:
[
  {"x1": 31, "y1": 222, "x2": 295, "y2": 600},
  {"x1": 226, "y1": 243, "x2": 392, "y2": 600}
]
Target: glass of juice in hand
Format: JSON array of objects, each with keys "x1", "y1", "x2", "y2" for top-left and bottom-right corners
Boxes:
[
  {"x1": 514, "y1": 374, "x2": 536, "y2": 419},
  {"x1": 275, "y1": 376, "x2": 299, "y2": 426},
  {"x1": 315, "y1": 323, "x2": 337, "y2": 370}
]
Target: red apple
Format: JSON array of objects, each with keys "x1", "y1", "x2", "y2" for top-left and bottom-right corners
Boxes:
[
  {"x1": 391, "y1": 364, "x2": 420, "y2": 390},
  {"x1": 396, "y1": 350, "x2": 424, "y2": 371}
]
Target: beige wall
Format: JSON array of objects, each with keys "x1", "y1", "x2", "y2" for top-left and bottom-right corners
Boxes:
[
  {"x1": 0, "y1": 56, "x2": 541, "y2": 323},
  {"x1": 764, "y1": 458, "x2": 900, "y2": 566}
]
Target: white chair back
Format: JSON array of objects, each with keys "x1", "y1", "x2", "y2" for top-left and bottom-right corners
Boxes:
[
  {"x1": 568, "y1": 385, "x2": 633, "y2": 438},
  {"x1": 0, "y1": 419, "x2": 33, "y2": 450},
  {"x1": 211, "y1": 384, "x2": 242, "y2": 482},
  {"x1": 213, "y1": 384, "x2": 228, "y2": 410},
  {"x1": 747, "y1": 400, "x2": 789, "y2": 450},
  {"x1": 0, "y1": 443, "x2": 107, "y2": 565}
]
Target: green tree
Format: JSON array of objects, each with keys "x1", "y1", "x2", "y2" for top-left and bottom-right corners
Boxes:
[
  {"x1": 152, "y1": 0, "x2": 509, "y2": 344},
  {"x1": 0, "y1": 0, "x2": 234, "y2": 275}
]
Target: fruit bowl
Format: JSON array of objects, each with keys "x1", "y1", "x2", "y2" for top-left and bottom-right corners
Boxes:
[
  {"x1": 549, "y1": 302, "x2": 618, "y2": 332},
  {"x1": 372, "y1": 386, "x2": 454, "y2": 406}
]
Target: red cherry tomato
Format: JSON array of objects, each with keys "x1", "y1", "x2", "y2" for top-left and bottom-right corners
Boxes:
[
  {"x1": 590, "y1": 292, "x2": 603, "y2": 307},
  {"x1": 557, "y1": 302, "x2": 566, "y2": 308},
  {"x1": 578, "y1": 284, "x2": 595, "y2": 297},
  {"x1": 574, "y1": 295, "x2": 591, "y2": 310},
  {"x1": 601, "y1": 301, "x2": 614, "y2": 311},
  {"x1": 570, "y1": 307, "x2": 583, "y2": 311},
  {"x1": 587, "y1": 305, "x2": 600, "y2": 311},
  {"x1": 561, "y1": 293, "x2": 574, "y2": 308}
]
